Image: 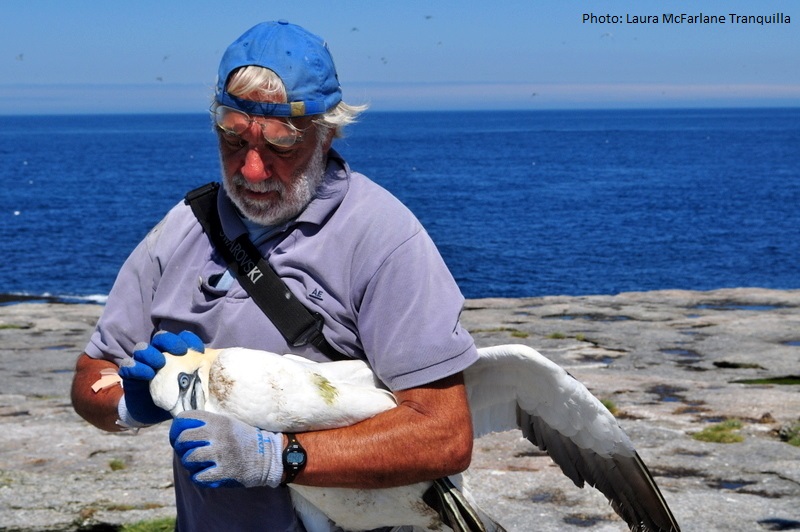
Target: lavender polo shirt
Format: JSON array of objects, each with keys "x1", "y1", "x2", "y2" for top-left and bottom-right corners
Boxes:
[{"x1": 85, "y1": 152, "x2": 478, "y2": 531}]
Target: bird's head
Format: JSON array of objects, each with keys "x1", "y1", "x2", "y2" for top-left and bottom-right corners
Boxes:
[{"x1": 149, "y1": 348, "x2": 221, "y2": 417}]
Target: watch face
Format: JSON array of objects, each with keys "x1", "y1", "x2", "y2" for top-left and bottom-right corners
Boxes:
[{"x1": 286, "y1": 450, "x2": 306, "y2": 465}]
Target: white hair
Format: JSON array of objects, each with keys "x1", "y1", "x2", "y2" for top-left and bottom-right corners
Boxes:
[{"x1": 218, "y1": 65, "x2": 368, "y2": 138}]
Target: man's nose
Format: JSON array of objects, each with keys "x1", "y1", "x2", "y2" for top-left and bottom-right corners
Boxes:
[{"x1": 240, "y1": 146, "x2": 273, "y2": 182}]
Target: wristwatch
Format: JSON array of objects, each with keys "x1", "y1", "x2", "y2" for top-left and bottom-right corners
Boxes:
[{"x1": 282, "y1": 433, "x2": 307, "y2": 484}]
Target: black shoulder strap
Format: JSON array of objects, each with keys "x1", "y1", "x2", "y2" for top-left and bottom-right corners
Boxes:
[{"x1": 184, "y1": 182, "x2": 348, "y2": 361}]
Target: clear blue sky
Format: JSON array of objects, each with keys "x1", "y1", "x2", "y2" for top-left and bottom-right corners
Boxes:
[{"x1": 2, "y1": 0, "x2": 798, "y2": 114}]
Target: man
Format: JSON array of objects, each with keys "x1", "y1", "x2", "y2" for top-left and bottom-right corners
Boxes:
[{"x1": 71, "y1": 20, "x2": 477, "y2": 531}]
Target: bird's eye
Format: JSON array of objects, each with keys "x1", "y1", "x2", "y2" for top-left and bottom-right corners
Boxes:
[{"x1": 178, "y1": 372, "x2": 192, "y2": 390}]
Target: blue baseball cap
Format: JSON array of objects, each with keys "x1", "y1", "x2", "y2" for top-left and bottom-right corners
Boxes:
[{"x1": 215, "y1": 20, "x2": 342, "y2": 117}]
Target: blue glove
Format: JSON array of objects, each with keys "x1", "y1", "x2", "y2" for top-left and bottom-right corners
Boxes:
[
  {"x1": 170, "y1": 410, "x2": 284, "y2": 489},
  {"x1": 118, "y1": 330, "x2": 205, "y2": 425}
]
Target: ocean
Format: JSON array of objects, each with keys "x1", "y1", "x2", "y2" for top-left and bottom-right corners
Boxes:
[{"x1": 1, "y1": 108, "x2": 798, "y2": 301}]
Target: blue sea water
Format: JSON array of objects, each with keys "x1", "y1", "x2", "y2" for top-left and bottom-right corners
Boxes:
[{"x1": 1, "y1": 108, "x2": 798, "y2": 301}]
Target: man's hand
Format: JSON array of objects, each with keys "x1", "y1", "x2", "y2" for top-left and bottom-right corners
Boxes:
[
  {"x1": 169, "y1": 410, "x2": 284, "y2": 489},
  {"x1": 118, "y1": 330, "x2": 205, "y2": 425}
]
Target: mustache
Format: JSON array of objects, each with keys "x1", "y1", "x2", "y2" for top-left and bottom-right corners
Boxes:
[{"x1": 231, "y1": 175, "x2": 285, "y2": 194}]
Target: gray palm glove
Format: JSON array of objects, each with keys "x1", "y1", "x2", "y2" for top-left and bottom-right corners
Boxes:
[{"x1": 169, "y1": 410, "x2": 284, "y2": 488}]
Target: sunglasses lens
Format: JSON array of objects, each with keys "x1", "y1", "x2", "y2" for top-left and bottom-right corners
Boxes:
[
  {"x1": 214, "y1": 106, "x2": 302, "y2": 148},
  {"x1": 214, "y1": 106, "x2": 250, "y2": 135}
]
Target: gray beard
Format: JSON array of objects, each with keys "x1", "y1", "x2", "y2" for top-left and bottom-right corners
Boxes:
[{"x1": 223, "y1": 140, "x2": 327, "y2": 226}]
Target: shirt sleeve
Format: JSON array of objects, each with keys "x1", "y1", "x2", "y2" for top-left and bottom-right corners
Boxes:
[
  {"x1": 84, "y1": 206, "x2": 179, "y2": 366},
  {"x1": 357, "y1": 227, "x2": 478, "y2": 391}
]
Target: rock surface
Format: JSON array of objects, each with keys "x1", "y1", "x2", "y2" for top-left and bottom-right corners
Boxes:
[{"x1": 1, "y1": 288, "x2": 799, "y2": 531}]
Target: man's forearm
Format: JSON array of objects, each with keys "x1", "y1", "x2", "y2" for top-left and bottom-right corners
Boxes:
[
  {"x1": 71, "y1": 353, "x2": 126, "y2": 432},
  {"x1": 291, "y1": 372, "x2": 473, "y2": 489}
]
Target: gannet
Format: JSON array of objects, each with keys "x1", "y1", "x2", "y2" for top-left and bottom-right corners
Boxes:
[{"x1": 150, "y1": 344, "x2": 680, "y2": 532}]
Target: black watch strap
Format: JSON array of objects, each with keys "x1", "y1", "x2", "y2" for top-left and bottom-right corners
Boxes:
[{"x1": 282, "y1": 433, "x2": 307, "y2": 485}]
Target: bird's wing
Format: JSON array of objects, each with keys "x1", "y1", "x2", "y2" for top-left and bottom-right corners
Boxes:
[
  {"x1": 466, "y1": 345, "x2": 629, "y2": 452},
  {"x1": 465, "y1": 345, "x2": 680, "y2": 532}
]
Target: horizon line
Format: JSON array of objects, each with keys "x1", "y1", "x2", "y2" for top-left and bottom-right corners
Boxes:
[
  {"x1": 0, "y1": 81, "x2": 798, "y2": 115},
  {"x1": 1, "y1": 104, "x2": 799, "y2": 118}
]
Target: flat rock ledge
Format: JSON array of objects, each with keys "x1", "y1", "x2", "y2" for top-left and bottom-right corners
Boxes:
[{"x1": 1, "y1": 288, "x2": 798, "y2": 531}]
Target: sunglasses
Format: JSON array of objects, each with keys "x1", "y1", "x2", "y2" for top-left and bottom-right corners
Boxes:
[{"x1": 212, "y1": 105, "x2": 308, "y2": 148}]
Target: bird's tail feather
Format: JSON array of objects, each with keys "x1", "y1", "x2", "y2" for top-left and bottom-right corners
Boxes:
[{"x1": 422, "y1": 477, "x2": 505, "y2": 532}]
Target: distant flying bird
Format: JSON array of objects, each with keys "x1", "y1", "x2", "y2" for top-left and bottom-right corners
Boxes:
[
  {"x1": 16, "y1": 54, "x2": 23, "y2": 61},
  {"x1": 150, "y1": 344, "x2": 680, "y2": 532}
]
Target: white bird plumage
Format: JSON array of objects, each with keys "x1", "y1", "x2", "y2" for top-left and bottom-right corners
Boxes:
[
  {"x1": 150, "y1": 347, "x2": 396, "y2": 432},
  {"x1": 150, "y1": 344, "x2": 680, "y2": 532}
]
